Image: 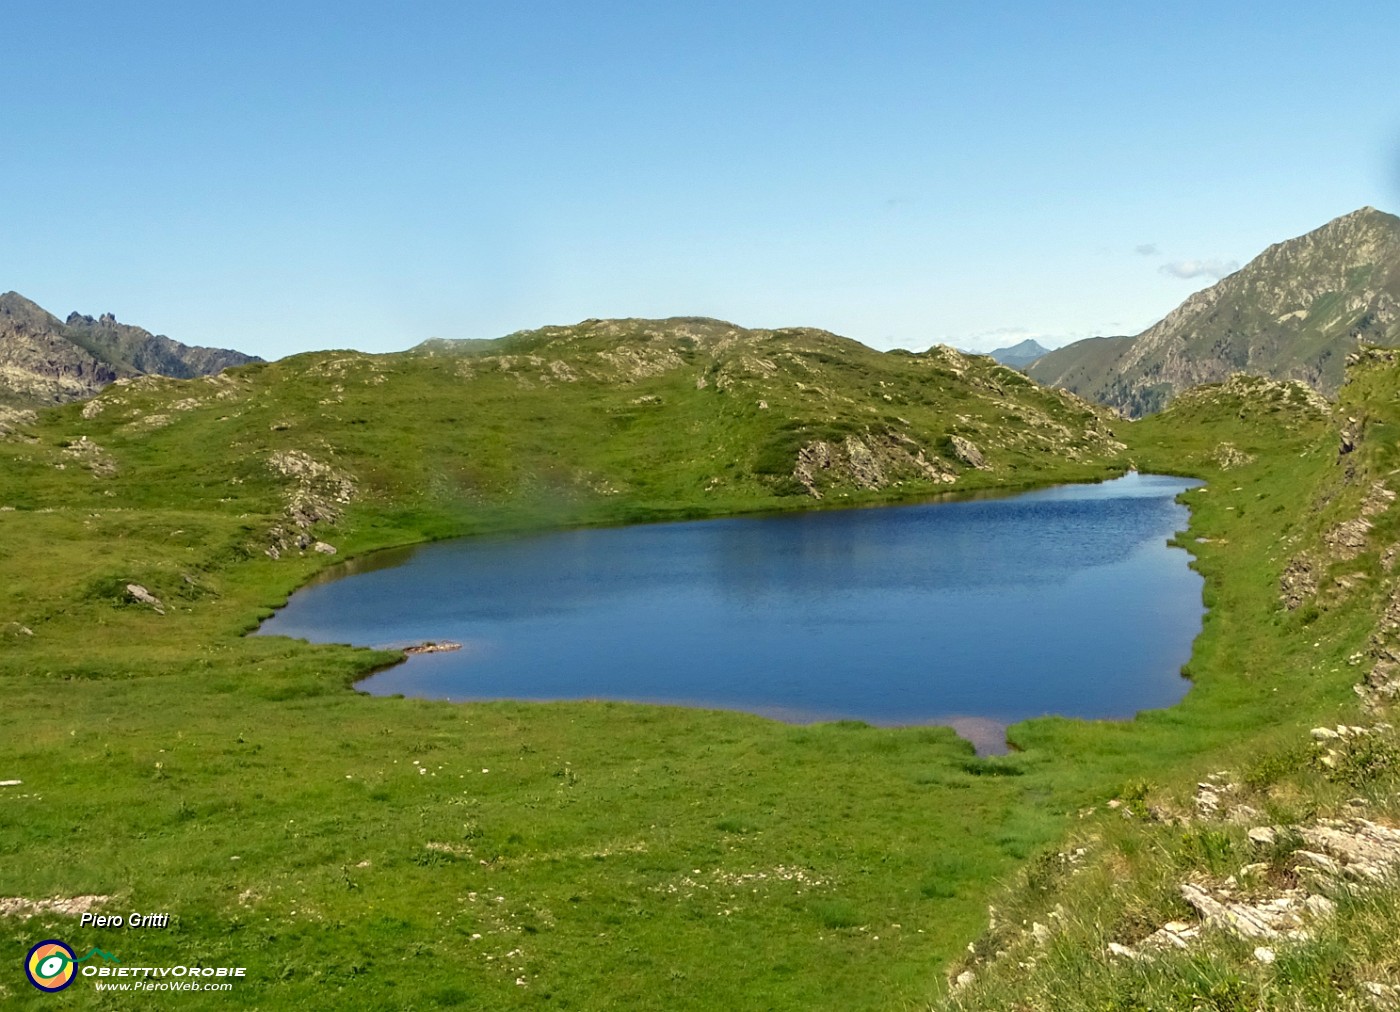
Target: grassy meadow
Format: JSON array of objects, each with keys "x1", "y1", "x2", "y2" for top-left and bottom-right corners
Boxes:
[{"x1": 3, "y1": 324, "x2": 1396, "y2": 1009}]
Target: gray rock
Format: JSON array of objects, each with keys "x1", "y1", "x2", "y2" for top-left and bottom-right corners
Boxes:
[
  {"x1": 125, "y1": 584, "x2": 165, "y2": 615},
  {"x1": 949, "y1": 435, "x2": 987, "y2": 469}
]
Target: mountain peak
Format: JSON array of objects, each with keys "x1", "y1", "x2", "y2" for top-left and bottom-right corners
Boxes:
[
  {"x1": 1029, "y1": 207, "x2": 1400, "y2": 415},
  {"x1": 1321, "y1": 205, "x2": 1400, "y2": 231},
  {"x1": 0, "y1": 291, "x2": 59, "y2": 324},
  {"x1": 986, "y1": 338, "x2": 1051, "y2": 368},
  {"x1": 0, "y1": 292, "x2": 260, "y2": 407}
]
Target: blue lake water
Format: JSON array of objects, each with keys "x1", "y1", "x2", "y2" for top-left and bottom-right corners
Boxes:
[{"x1": 259, "y1": 472, "x2": 1203, "y2": 751}]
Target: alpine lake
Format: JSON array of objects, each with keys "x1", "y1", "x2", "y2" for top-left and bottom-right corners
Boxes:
[{"x1": 260, "y1": 472, "x2": 1203, "y2": 753}]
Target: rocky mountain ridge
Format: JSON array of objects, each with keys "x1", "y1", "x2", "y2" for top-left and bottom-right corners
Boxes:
[
  {"x1": 1027, "y1": 207, "x2": 1400, "y2": 416},
  {"x1": 0, "y1": 291, "x2": 259, "y2": 407}
]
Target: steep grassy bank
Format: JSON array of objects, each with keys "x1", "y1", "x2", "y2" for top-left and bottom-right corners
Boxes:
[{"x1": 940, "y1": 369, "x2": 1400, "y2": 1010}]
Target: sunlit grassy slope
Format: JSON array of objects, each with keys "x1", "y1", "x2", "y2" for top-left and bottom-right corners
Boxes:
[
  {"x1": 939, "y1": 366, "x2": 1400, "y2": 1011},
  {"x1": 1, "y1": 319, "x2": 1391, "y2": 1009}
]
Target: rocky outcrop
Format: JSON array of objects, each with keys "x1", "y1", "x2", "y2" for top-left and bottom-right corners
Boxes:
[
  {"x1": 1279, "y1": 555, "x2": 1320, "y2": 611},
  {"x1": 0, "y1": 291, "x2": 259, "y2": 407},
  {"x1": 1113, "y1": 810, "x2": 1400, "y2": 956},
  {"x1": 60, "y1": 436, "x2": 117, "y2": 477},
  {"x1": 1029, "y1": 208, "x2": 1400, "y2": 415},
  {"x1": 949, "y1": 435, "x2": 987, "y2": 469},
  {"x1": 1281, "y1": 478, "x2": 1396, "y2": 611},
  {"x1": 0, "y1": 895, "x2": 113, "y2": 919},
  {"x1": 1213, "y1": 442, "x2": 1255, "y2": 469},
  {"x1": 1361, "y1": 580, "x2": 1400, "y2": 709},
  {"x1": 404, "y1": 641, "x2": 462, "y2": 655},
  {"x1": 264, "y1": 450, "x2": 357, "y2": 558},
  {"x1": 0, "y1": 405, "x2": 36, "y2": 438},
  {"x1": 1011, "y1": 802, "x2": 1400, "y2": 971},
  {"x1": 791, "y1": 432, "x2": 956, "y2": 498}
]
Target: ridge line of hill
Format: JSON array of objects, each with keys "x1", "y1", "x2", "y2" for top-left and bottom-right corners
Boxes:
[{"x1": 0, "y1": 290, "x2": 260, "y2": 409}]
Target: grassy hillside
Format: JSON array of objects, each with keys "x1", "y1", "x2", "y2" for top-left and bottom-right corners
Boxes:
[
  {"x1": 940, "y1": 363, "x2": 1400, "y2": 1011},
  {"x1": 0, "y1": 319, "x2": 1132, "y2": 1010},
  {"x1": 0, "y1": 319, "x2": 1392, "y2": 1009}
]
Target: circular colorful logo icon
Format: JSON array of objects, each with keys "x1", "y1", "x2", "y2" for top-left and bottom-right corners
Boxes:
[{"x1": 25, "y1": 940, "x2": 77, "y2": 992}]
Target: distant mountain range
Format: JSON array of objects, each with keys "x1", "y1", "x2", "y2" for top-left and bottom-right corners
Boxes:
[
  {"x1": 1027, "y1": 207, "x2": 1400, "y2": 416},
  {"x1": 0, "y1": 292, "x2": 259, "y2": 407},
  {"x1": 985, "y1": 339, "x2": 1051, "y2": 368},
  {"x1": 9, "y1": 205, "x2": 1397, "y2": 422}
]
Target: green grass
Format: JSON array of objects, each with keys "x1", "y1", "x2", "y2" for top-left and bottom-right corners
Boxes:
[
  {"x1": 1, "y1": 324, "x2": 1395, "y2": 1008},
  {"x1": 937, "y1": 363, "x2": 1400, "y2": 1010}
]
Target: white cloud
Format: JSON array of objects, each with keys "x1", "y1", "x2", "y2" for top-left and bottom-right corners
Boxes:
[
  {"x1": 1160, "y1": 259, "x2": 1239, "y2": 280},
  {"x1": 1134, "y1": 243, "x2": 1159, "y2": 256}
]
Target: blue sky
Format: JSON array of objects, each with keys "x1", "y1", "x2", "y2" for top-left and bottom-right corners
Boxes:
[{"x1": 4, "y1": 2, "x2": 1399, "y2": 359}]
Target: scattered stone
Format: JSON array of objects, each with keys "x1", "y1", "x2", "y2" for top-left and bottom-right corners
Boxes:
[
  {"x1": 0, "y1": 895, "x2": 112, "y2": 919},
  {"x1": 127, "y1": 413, "x2": 171, "y2": 432},
  {"x1": 1362, "y1": 981, "x2": 1400, "y2": 1005},
  {"x1": 125, "y1": 584, "x2": 165, "y2": 615},
  {"x1": 1248, "y1": 826, "x2": 1277, "y2": 846},
  {"x1": 61, "y1": 436, "x2": 117, "y2": 477},
  {"x1": 312, "y1": 541, "x2": 337, "y2": 555},
  {"x1": 0, "y1": 780, "x2": 21, "y2": 787},
  {"x1": 1140, "y1": 920, "x2": 1199, "y2": 951},
  {"x1": 1213, "y1": 442, "x2": 1256, "y2": 470},
  {"x1": 1253, "y1": 946, "x2": 1276, "y2": 964},
  {"x1": 952, "y1": 970, "x2": 976, "y2": 989}
]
